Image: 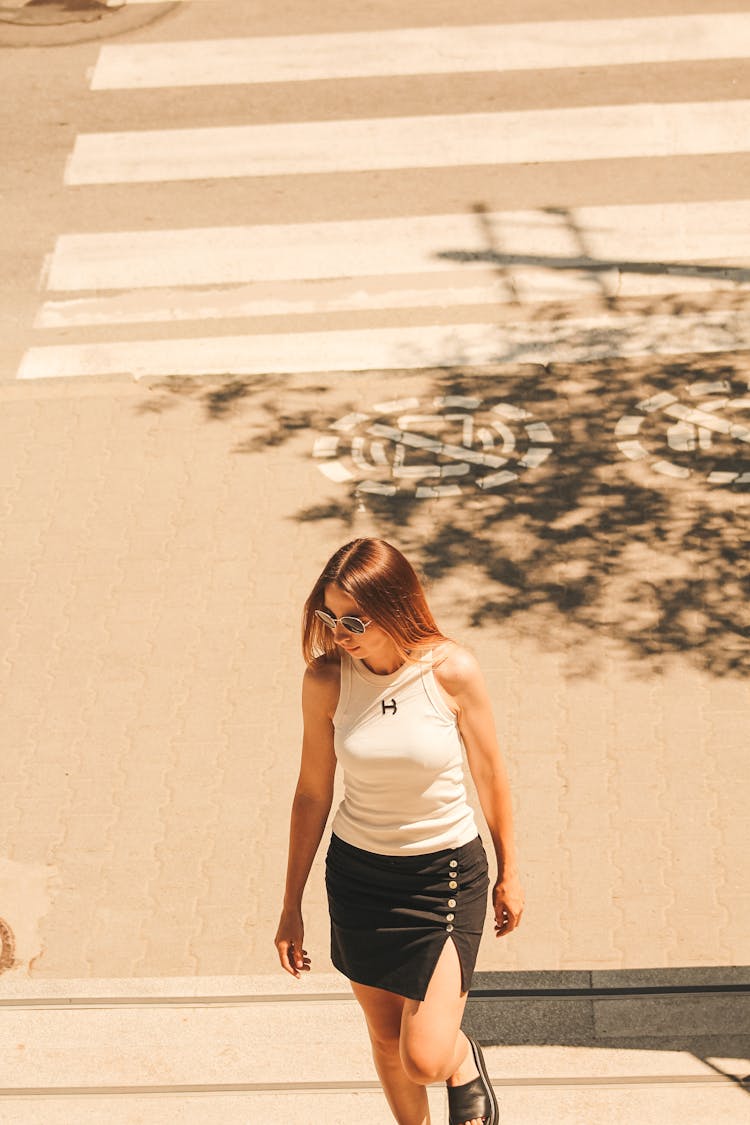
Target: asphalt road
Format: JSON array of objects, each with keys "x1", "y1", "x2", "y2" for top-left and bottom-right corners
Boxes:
[{"x1": 2, "y1": 0, "x2": 750, "y2": 382}]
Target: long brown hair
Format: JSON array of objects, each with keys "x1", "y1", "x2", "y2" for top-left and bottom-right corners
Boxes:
[{"x1": 302, "y1": 539, "x2": 446, "y2": 666}]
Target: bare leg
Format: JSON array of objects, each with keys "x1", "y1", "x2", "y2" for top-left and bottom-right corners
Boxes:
[
  {"x1": 350, "y1": 946, "x2": 487, "y2": 1125},
  {"x1": 350, "y1": 979, "x2": 430, "y2": 1125},
  {"x1": 401, "y1": 940, "x2": 486, "y2": 1125},
  {"x1": 370, "y1": 1038, "x2": 430, "y2": 1125},
  {"x1": 445, "y1": 1028, "x2": 482, "y2": 1089}
]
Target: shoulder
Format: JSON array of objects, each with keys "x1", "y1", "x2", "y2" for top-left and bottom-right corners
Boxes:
[
  {"x1": 304, "y1": 653, "x2": 341, "y2": 693},
  {"x1": 431, "y1": 641, "x2": 483, "y2": 697},
  {"x1": 303, "y1": 653, "x2": 341, "y2": 715}
]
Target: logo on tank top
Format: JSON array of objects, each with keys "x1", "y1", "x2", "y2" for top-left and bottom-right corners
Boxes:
[{"x1": 381, "y1": 698, "x2": 398, "y2": 715}]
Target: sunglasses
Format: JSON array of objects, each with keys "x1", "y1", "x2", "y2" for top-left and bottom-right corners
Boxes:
[{"x1": 315, "y1": 608, "x2": 373, "y2": 636}]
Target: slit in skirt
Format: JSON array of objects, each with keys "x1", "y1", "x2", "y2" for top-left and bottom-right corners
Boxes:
[{"x1": 325, "y1": 832, "x2": 490, "y2": 1002}]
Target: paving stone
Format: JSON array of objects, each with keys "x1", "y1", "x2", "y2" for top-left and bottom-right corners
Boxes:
[{"x1": 1, "y1": 353, "x2": 749, "y2": 1123}]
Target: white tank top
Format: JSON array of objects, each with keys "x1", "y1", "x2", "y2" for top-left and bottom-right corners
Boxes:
[{"x1": 331, "y1": 651, "x2": 479, "y2": 855}]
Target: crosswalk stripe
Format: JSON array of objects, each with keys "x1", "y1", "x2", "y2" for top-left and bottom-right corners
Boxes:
[
  {"x1": 16, "y1": 312, "x2": 750, "y2": 381},
  {"x1": 42, "y1": 202, "x2": 750, "y2": 292},
  {"x1": 29, "y1": 279, "x2": 535, "y2": 330},
  {"x1": 89, "y1": 15, "x2": 750, "y2": 90},
  {"x1": 35, "y1": 266, "x2": 745, "y2": 330},
  {"x1": 65, "y1": 101, "x2": 750, "y2": 185},
  {"x1": 22, "y1": 11, "x2": 750, "y2": 380}
]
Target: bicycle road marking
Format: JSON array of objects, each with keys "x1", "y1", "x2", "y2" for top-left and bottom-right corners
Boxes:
[
  {"x1": 313, "y1": 395, "x2": 557, "y2": 498},
  {"x1": 615, "y1": 379, "x2": 750, "y2": 484}
]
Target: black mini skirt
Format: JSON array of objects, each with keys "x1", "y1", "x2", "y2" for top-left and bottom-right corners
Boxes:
[{"x1": 325, "y1": 832, "x2": 490, "y2": 1002}]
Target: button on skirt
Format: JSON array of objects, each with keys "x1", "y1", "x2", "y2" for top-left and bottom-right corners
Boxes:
[{"x1": 325, "y1": 832, "x2": 490, "y2": 1002}]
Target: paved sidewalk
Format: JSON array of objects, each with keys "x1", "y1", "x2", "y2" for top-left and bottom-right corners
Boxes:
[{"x1": 1, "y1": 357, "x2": 749, "y2": 1118}]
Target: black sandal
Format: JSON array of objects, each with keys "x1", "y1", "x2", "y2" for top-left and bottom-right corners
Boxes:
[{"x1": 447, "y1": 1035, "x2": 499, "y2": 1125}]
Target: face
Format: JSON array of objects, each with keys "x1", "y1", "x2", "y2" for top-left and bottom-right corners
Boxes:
[{"x1": 322, "y1": 583, "x2": 401, "y2": 667}]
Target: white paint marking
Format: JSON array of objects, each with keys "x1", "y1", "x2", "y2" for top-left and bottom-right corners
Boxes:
[
  {"x1": 394, "y1": 463, "x2": 441, "y2": 479},
  {"x1": 332, "y1": 412, "x2": 370, "y2": 432},
  {"x1": 637, "y1": 392, "x2": 679, "y2": 413},
  {"x1": 358, "y1": 481, "x2": 398, "y2": 496},
  {"x1": 491, "y1": 420, "x2": 516, "y2": 453},
  {"x1": 707, "y1": 471, "x2": 739, "y2": 483},
  {"x1": 525, "y1": 422, "x2": 556, "y2": 443},
  {"x1": 518, "y1": 447, "x2": 553, "y2": 469},
  {"x1": 618, "y1": 382, "x2": 750, "y2": 482},
  {"x1": 65, "y1": 102, "x2": 750, "y2": 185},
  {"x1": 478, "y1": 470, "x2": 519, "y2": 489},
  {"x1": 652, "y1": 460, "x2": 691, "y2": 478},
  {"x1": 667, "y1": 421, "x2": 697, "y2": 451},
  {"x1": 17, "y1": 310, "x2": 750, "y2": 381},
  {"x1": 32, "y1": 280, "x2": 499, "y2": 326},
  {"x1": 367, "y1": 423, "x2": 510, "y2": 469},
  {"x1": 313, "y1": 436, "x2": 339, "y2": 458},
  {"x1": 36, "y1": 267, "x2": 747, "y2": 328},
  {"x1": 416, "y1": 484, "x2": 463, "y2": 498},
  {"x1": 42, "y1": 202, "x2": 750, "y2": 303},
  {"x1": 688, "y1": 381, "x2": 732, "y2": 396},
  {"x1": 318, "y1": 462, "x2": 353, "y2": 483},
  {"x1": 618, "y1": 441, "x2": 649, "y2": 461},
  {"x1": 369, "y1": 443, "x2": 389, "y2": 466},
  {"x1": 316, "y1": 396, "x2": 558, "y2": 497},
  {"x1": 90, "y1": 15, "x2": 750, "y2": 90},
  {"x1": 663, "y1": 403, "x2": 747, "y2": 438},
  {"x1": 436, "y1": 396, "x2": 483, "y2": 410},
  {"x1": 697, "y1": 399, "x2": 730, "y2": 413},
  {"x1": 615, "y1": 416, "x2": 644, "y2": 437},
  {"x1": 534, "y1": 447, "x2": 555, "y2": 468}
]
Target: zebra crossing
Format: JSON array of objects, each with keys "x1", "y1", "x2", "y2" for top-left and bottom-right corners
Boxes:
[
  {"x1": 18, "y1": 6, "x2": 750, "y2": 380},
  {"x1": 88, "y1": 15, "x2": 750, "y2": 88},
  {"x1": 62, "y1": 102, "x2": 750, "y2": 183}
]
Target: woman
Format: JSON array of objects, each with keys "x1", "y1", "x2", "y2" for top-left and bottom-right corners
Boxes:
[{"x1": 274, "y1": 538, "x2": 524, "y2": 1125}]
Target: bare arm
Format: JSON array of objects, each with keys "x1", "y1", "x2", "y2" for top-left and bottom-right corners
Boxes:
[
  {"x1": 275, "y1": 659, "x2": 339, "y2": 977},
  {"x1": 434, "y1": 645, "x2": 525, "y2": 936}
]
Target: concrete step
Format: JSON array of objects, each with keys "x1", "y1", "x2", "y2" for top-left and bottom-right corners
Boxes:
[
  {"x1": 2, "y1": 1083, "x2": 750, "y2": 1125},
  {"x1": 0, "y1": 973, "x2": 748, "y2": 1124}
]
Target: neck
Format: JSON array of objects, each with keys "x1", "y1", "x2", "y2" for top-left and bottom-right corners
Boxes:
[{"x1": 362, "y1": 644, "x2": 404, "y2": 676}]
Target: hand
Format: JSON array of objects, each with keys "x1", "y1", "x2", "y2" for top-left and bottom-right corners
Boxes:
[
  {"x1": 492, "y1": 872, "x2": 524, "y2": 937},
  {"x1": 274, "y1": 908, "x2": 311, "y2": 978}
]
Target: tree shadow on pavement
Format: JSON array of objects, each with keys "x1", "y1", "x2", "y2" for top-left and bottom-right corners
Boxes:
[
  {"x1": 136, "y1": 187, "x2": 750, "y2": 682},
  {"x1": 297, "y1": 354, "x2": 749, "y2": 680},
  {"x1": 140, "y1": 349, "x2": 749, "y2": 680}
]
